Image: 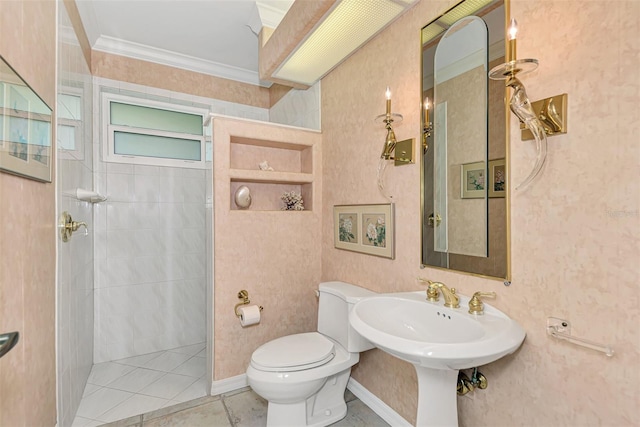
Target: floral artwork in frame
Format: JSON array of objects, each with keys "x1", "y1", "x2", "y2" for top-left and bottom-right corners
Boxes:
[
  {"x1": 461, "y1": 161, "x2": 486, "y2": 199},
  {"x1": 488, "y1": 158, "x2": 506, "y2": 198},
  {"x1": 338, "y1": 213, "x2": 358, "y2": 244},
  {"x1": 333, "y1": 204, "x2": 394, "y2": 259}
]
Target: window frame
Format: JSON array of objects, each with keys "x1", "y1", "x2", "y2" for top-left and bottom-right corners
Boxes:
[{"x1": 101, "y1": 92, "x2": 208, "y2": 169}]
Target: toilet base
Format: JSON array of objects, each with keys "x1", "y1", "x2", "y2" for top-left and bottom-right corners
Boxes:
[{"x1": 265, "y1": 369, "x2": 351, "y2": 427}]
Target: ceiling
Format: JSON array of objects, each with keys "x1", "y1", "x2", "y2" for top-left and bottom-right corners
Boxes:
[{"x1": 75, "y1": 0, "x2": 295, "y2": 87}]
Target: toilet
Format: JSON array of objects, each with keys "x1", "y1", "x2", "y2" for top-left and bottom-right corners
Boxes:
[{"x1": 246, "y1": 281, "x2": 375, "y2": 427}]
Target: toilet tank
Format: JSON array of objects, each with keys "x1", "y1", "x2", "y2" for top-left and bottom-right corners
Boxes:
[{"x1": 317, "y1": 281, "x2": 376, "y2": 352}]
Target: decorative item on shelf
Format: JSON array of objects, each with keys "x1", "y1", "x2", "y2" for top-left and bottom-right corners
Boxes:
[
  {"x1": 258, "y1": 160, "x2": 274, "y2": 171},
  {"x1": 234, "y1": 290, "x2": 263, "y2": 327},
  {"x1": 281, "y1": 191, "x2": 304, "y2": 211},
  {"x1": 489, "y1": 19, "x2": 567, "y2": 191},
  {"x1": 234, "y1": 185, "x2": 252, "y2": 209},
  {"x1": 422, "y1": 96, "x2": 433, "y2": 154}
]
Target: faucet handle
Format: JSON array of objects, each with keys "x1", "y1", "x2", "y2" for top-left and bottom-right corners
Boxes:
[
  {"x1": 468, "y1": 291, "x2": 497, "y2": 315},
  {"x1": 417, "y1": 278, "x2": 441, "y2": 302}
]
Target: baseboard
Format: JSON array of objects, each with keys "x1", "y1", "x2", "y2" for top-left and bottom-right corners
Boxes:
[
  {"x1": 347, "y1": 377, "x2": 412, "y2": 427},
  {"x1": 211, "y1": 373, "x2": 249, "y2": 395}
]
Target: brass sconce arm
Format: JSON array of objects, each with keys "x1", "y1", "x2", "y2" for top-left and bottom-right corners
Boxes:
[{"x1": 380, "y1": 115, "x2": 397, "y2": 160}]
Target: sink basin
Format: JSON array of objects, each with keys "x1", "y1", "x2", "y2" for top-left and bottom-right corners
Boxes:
[
  {"x1": 349, "y1": 291, "x2": 525, "y2": 370},
  {"x1": 349, "y1": 291, "x2": 525, "y2": 426}
]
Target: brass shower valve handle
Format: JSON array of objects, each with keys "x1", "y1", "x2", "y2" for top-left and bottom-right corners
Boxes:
[
  {"x1": 468, "y1": 291, "x2": 497, "y2": 315},
  {"x1": 58, "y1": 211, "x2": 89, "y2": 242}
]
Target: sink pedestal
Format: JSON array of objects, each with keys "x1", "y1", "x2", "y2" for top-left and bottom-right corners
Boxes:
[{"x1": 415, "y1": 367, "x2": 459, "y2": 427}]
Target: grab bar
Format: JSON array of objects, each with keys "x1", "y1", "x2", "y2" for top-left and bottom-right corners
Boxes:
[{"x1": 547, "y1": 317, "x2": 614, "y2": 357}]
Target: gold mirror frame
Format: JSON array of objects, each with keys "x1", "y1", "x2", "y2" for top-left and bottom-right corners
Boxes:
[{"x1": 420, "y1": 0, "x2": 511, "y2": 282}]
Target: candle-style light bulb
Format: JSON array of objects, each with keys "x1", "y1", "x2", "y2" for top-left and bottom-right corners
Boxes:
[
  {"x1": 424, "y1": 97, "x2": 430, "y2": 124},
  {"x1": 386, "y1": 86, "x2": 391, "y2": 115},
  {"x1": 507, "y1": 18, "x2": 518, "y2": 62}
]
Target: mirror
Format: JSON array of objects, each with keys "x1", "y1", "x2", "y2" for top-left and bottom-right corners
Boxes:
[
  {"x1": 0, "y1": 55, "x2": 53, "y2": 182},
  {"x1": 421, "y1": 0, "x2": 509, "y2": 279}
]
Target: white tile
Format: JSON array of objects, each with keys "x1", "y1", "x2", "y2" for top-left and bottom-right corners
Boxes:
[
  {"x1": 172, "y1": 377, "x2": 208, "y2": 403},
  {"x1": 82, "y1": 383, "x2": 102, "y2": 398},
  {"x1": 75, "y1": 387, "x2": 133, "y2": 419},
  {"x1": 139, "y1": 373, "x2": 199, "y2": 399},
  {"x1": 107, "y1": 163, "x2": 134, "y2": 174},
  {"x1": 98, "y1": 394, "x2": 168, "y2": 423},
  {"x1": 172, "y1": 356, "x2": 206, "y2": 378},
  {"x1": 87, "y1": 362, "x2": 135, "y2": 386},
  {"x1": 71, "y1": 416, "x2": 103, "y2": 427},
  {"x1": 106, "y1": 367, "x2": 165, "y2": 393},
  {"x1": 106, "y1": 173, "x2": 135, "y2": 202},
  {"x1": 134, "y1": 174, "x2": 160, "y2": 202},
  {"x1": 145, "y1": 351, "x2": 192, "y2": 372},
  {"x1": 169, "y1": 343, "x2": 205, "y2": 356},
  {"x1": 161, "y1": 399, "x2": 181, "y2": 409},
  {"x1": 115, "y1": 350, "x2": 165, "y2": 367}
]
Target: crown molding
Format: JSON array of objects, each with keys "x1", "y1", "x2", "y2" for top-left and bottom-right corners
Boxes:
[{"x1": 93, "y1": 36, "x2": 268, "y2": 87}]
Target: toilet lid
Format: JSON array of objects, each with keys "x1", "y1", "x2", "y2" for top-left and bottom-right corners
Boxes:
[{"x1": 251, "y1": 332, "x2": 335, "y2": 372}]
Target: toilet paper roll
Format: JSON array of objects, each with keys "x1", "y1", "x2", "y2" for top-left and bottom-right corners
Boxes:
[{"x1": 238, "y1": 305, "x2": 261, "y2": 327}]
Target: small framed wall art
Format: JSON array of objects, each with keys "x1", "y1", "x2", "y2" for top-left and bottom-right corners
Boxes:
[
  {"x1": 333, "y1": 203, "x2": 395, "y2": 259},
  {"x1": 461, "y1": 161, "x2": 486, "y2": 199},
  {"x1": 488, "y1": 158, "x2": 506, "y2": 198}
]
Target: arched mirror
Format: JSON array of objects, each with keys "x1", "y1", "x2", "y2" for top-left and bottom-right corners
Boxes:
[{"x1": 421, "y1": 0, "x2": 509, "y2": 280}]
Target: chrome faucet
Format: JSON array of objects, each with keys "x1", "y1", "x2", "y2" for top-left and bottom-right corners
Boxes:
[{"x1": 418, "y1": 279, "x2": 460, "y2": 308}]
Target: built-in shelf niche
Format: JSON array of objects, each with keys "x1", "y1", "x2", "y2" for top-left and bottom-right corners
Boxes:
[
  {"x1": 228, "y1": 134, "x2": 316, "y2": 212},
  {"x1": 230, "y1": 136, "x2": 313, "y2": 174},
  {"x1": 230, "y1": 181, "x2": 313, "y2": 211}
]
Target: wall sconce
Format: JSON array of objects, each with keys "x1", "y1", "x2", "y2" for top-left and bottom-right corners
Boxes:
[
  {"x1": 377, "y1": 87, "x2": 414, "y2": 165},
  {"x1": 489, "y1": 18, "x2": 567, "y2": 190},
  {"x1": 423, "y1": 96, "x2": 432, "y2": 154},
  {"x1": 376, "y1": 86, "x2": 414, "y2": 200}
]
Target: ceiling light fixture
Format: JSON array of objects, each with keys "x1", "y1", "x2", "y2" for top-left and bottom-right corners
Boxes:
[{"x1": 261, "y1": 0, "x2": 418, "y2": 88}]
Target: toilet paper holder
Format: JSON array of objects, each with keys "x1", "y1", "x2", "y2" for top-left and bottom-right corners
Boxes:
[{"x1": 234, "y1": 290, "x2": 264, "y2": 317}]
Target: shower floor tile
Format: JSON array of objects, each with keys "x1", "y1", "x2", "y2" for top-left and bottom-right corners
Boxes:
[{"x1": 73, "y1": 344, "x2": 207, "y2": 425}]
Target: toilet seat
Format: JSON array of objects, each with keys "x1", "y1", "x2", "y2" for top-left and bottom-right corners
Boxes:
[{"x1": 251, "y1": 332, "x2": 335, "y2": 372}]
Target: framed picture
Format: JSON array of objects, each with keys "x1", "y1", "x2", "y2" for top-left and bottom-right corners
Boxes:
[
  {"x1": 334, "y1": 203, "x2": 395, "y2": 259},
  {"x1": 1, "y1": 55, "x2": 53, "y2": 182},
  {"x1": 461, "y1": 161, "x2": 486, "y2": 199},
  {"x1": 488, "y1": 158, "x2": 506, "y2": 198}
]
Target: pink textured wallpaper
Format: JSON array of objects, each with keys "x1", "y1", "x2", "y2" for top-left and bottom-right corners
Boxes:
[
  {"x1": 212, "y1": 117, "x2": 322, "y2": 379},
  {"x1": 0, "y1": 0, "x2": 57, "y2": 425},
  {"x1": 92, "y1": 51, "x2": 270, "y2": 109},
  {"x1": 321, "y1": 0, "x2": 639, "y2": 425}
]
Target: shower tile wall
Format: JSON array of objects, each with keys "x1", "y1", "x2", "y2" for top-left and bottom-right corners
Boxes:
[
  {"x1": 90, "y1": 77, "x2": 268, "y2": 366},
  {"x1": 57, "y1": 5, "x2": 95, "y2": 427},
  {"x1": 270, "y1": 81, "x2": 321, "y2": 130},
  {"x1": 94, "y1": 165, "x2": 207, "y2": 363}
]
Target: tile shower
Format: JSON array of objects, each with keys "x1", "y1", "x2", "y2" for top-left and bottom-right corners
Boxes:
[
  {"x1": 93, "y1": 164, "x2": 207, "y2": 362},
  {"x1": 56, "y1": 14, "x2": 318, "y2": 422}
]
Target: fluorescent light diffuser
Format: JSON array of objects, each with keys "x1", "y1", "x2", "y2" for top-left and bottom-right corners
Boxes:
[{"x1": 273, "y1": 0, "x2": 415, "y2": 86}]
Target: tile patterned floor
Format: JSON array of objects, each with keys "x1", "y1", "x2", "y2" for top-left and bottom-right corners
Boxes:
[
  {"x1": 88, "y1": 388, "x2": 389, "y2": 427},
  {"x1": 72, "y1": 343, "x2": 207, "y2": 426},
  {"x1": 72, "y1": 343, "x2": 389, "y2": 427}
]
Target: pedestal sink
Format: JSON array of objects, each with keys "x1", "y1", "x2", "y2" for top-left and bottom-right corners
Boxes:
[{"x1": 349, "y1": 291, "x2": 525, "y2": 426}]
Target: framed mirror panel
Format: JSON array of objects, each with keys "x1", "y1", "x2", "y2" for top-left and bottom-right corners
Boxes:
[
  {"x1": 420, "y1": 0, "x2": 510, "y2": 280},
  {"x1": 1, "y1": 55, "x2": 53, "y2": 182}
]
